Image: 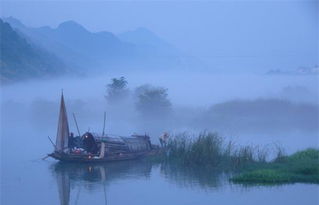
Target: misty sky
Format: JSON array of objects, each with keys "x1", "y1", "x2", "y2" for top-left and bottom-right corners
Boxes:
[{"x1": 1, "y1": 0, "x2": 318, "y2": 71}]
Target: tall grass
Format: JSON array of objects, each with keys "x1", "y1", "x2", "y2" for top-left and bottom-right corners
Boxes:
[
  {"x1": 165, "y1": 132, "x2": 276, "y2": 169},
  {"x1": 154, "y1": 132, "x2": 319, "y2": 184}
]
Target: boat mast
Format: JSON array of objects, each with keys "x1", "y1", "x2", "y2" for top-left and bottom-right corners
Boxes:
[
  {"x1": 73, "y1": 113, "x2": 81, "y2": 137},
  {"x1": 102, "y1": 111, "x2": 106, "y2": 136}
]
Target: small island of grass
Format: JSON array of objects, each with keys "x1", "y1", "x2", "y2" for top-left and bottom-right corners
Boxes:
[
  {"x1": 230, "y1": 148, "x2": 319, "y2": 184},
  {"x1": 153, "y1": 132, "x2": 319, "y2": 185}
]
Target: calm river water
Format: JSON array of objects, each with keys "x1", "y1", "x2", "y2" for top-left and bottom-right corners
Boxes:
[
  {"x1": 1, "y1": 125, "x2": 319, "y2": 205},
  {"x1": 1, "y1": 121, "x2": 319, "y2": 205},
  {"x1": 2, "y1": 157, "x2": 319, "y2": 205}
]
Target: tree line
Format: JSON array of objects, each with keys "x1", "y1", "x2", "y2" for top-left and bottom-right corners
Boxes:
[{"x1": 105, "y1": 77, "x2": 172, "y2": 118}]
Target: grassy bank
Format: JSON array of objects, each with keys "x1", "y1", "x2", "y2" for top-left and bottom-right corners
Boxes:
[
  {"x1": 165, "y1": 132, "x2": 270, "y2": 169},
  {"x1": 157, "y1": 132, "x2": 319, "y2": 184},
  {"x1": 231, "y1": 148, "x2": 319, "y2": 184}
]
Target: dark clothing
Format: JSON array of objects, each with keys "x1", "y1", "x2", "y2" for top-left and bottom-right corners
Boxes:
[
  {"x1": 68, "y1": 136, "x2": 74, "y2": 148},
  {"x1": 159, "y1": 138, "x2": 166, "y2": 147},
  {"x1": 82, "y1": 132, "x2": 98, "y2": 154}
]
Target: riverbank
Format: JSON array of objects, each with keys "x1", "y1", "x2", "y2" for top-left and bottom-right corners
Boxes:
[{"x1": 231, "y1": 148, "x2": 319, "y2": 184}]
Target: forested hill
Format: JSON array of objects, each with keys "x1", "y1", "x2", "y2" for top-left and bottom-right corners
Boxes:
[
  {"x1": 3, "y1": 17, "x2": 183, "y2": 73},
  {"x1": 0, "y1": 19, "x2": 68, "y2": 83}
]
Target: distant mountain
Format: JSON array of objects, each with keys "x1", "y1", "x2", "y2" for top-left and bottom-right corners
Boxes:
[
  {"x1": 119, "y1": 27, "x2": 172, "y2": 48},
  {"x1": 3, "y1": 17, "x2": 182, "y2": 71},
  {"x1": 118, "y1": 27, "x2": 181, "y2": 65},
  {"x1": 0, "y1": 19, "x2": 68, "y2": 83},
  {"x1": 266, "y1": 66, "x2": 319, "y2": 76}
]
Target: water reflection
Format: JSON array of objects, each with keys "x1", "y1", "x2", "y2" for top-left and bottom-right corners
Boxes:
[
  {"x1": 51, "y1": 161, "x2": 154, "y2": 205},
  {"x1": 159, "y1": 162, "x2": 230, "y2": 190},
  {"x1": 55, "y1": 166, "x2": 70, "y2": 205},
  {"x1": 50, "y1": 160, "x2": 319, "y2": 205},
  {"x1": 52, "y1": 160, "x2": 234, "y2": 205}
]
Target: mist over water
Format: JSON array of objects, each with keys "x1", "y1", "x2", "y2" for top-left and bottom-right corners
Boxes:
[{"x1": 1, "y1": 71, "x2": 318, "y2": 156}]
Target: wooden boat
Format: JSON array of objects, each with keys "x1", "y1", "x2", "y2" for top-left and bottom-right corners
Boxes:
[
  {"x1": 49, "y1": 150, "x2": 159, "y2": 163},
  {"x1": 48, "y1": 93, "x2": 161, "y2": 163}
]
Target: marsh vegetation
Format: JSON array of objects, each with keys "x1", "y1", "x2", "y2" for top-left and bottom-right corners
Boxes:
[
  {"x1": 231, "y1": 148, "x2": 319, "y2": 184},
  {"x1": 153, "y1": 132, "x2": 319, "y2": 185}
]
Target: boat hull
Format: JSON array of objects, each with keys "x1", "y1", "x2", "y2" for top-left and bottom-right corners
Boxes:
[{"x1": 49, "y1": 149, "x2": 161, "y2": 163}]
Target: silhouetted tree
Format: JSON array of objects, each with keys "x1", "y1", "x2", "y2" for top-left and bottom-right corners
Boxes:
[
  {"x1": 135, "y1": 84, "x2": 171, "y2": 118},
  {"x1": 105, "y1": 77, "x2": 129, "y2": 104}
]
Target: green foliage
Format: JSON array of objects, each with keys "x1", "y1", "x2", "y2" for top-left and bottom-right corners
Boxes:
[
  {"x1": 231, "y1": 169, "x2": 292, "y2": 183},
  {"x1": 231, "y1": 148, "x2": 319, "y2": 184},
  {"x1": 287, "y1": 148, "x2": 319, "y2": 161}
]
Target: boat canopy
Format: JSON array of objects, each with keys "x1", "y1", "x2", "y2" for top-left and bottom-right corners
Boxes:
[{"x1": 90, "y1": 133, "x2": 152, "y2": 152}]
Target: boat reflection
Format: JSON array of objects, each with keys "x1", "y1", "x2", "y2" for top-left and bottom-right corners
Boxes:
[
  {"x1": 52, "y1": 160, "x2": 231, "y2": 205},
  {"x1": 51, "y1": 160, "x2": 154, "y2": 205}
]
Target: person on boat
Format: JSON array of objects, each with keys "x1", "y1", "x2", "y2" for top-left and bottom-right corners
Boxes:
[
  {"x1": 146, "y1": 134, "x2": 152, "y2": 150},
  {"x1": 82, "y1": 132, "x2": 98, "y2": 154},
  {"x1": 68, "y1": 132, "x2": 75, "y2": 149},
  {"x1": 159, "y1": 132, "x2": 169, "y2": 147},
  {"x1": 142, "y1": 134, "x2": 152, "y2": 150}
]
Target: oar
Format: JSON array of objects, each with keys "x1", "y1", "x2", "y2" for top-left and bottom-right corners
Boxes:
[
  {"x1": 48, "y1": 136, "x2": 57, "y2": 149},
  {"x1": 42, "y1": 155, "x2": 50, "y2": 160},
  {"x1": 42, "y1": 136, "x2": 56, "y2": 160}
]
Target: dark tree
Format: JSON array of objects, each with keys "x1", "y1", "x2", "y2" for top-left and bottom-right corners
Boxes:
[
  {"x1": 105, "y1": 77, "x2": 129, "y2": 104},
  {"x1": 135, "y1": 84, "x2": 171, "y2": 117}
]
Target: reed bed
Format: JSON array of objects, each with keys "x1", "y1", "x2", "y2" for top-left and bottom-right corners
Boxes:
[
  {"x1": 165, "y1": 132, "x2": 277, "y2": 169},
  {"x1": 155, "y1": 132, "x2": 319, "y2": 184}
]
